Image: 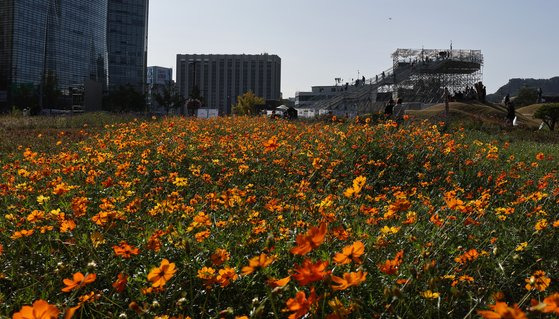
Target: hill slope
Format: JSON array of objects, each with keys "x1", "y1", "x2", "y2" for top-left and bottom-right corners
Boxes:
[
  {"x1": 487, "y1": 77, "x2": 559, "y2": 102},
  {"x1": 406, "y1": 101, "x2": 540, "y2": 128}
]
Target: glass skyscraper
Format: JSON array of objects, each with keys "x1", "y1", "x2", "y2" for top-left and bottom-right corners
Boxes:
[
  {"x1": 0, "y1": 0, "x2": 149, "y2": 112},
  {"x1": 0, "y1": 0, "x2": 108, "y2": 112},
  {"x1": 107, "y1": 0, "x2": 149, "y2": 92}
]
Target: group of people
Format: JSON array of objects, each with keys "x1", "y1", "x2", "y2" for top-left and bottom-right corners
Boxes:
[
  {"x1": 447, "y1": 83, "x2": 486, "y2": 102},
  {"x1": 384, "y1": 98, "x2": 405, "y2": 119},
  {"x1": 269, "y1": 106, "x2": 298, "y2": 120}
]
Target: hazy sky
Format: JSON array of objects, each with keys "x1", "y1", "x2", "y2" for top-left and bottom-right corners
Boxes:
[{"x1": 147, "y1": 0, "x2": 559, "y2": 98}]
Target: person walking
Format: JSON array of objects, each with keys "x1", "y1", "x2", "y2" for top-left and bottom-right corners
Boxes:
[{"x1": 384, "y1": 98, "x2": 395, "y2": 117}]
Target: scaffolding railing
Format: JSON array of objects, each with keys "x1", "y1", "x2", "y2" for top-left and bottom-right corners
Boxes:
[{"x1": 300, "y1": 48, "x2": 483, "y2": 112}]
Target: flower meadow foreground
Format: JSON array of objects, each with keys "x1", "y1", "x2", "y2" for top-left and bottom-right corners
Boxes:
[{"x1": 0, "y1": 116, "x2": 558, "y2": 318}]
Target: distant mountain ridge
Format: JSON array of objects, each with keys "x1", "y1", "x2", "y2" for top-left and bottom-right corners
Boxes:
[{"x1": 487, "y1": 77, "x2": 559, "y2": 102}]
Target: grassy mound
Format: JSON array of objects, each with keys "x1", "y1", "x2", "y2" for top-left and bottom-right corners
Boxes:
[
  {"x1": 517, "y1": 104, "x2": 546, "y2": 118},
  {"x1": 407, "y1": 101, "x2": 540, "y2": 128}
]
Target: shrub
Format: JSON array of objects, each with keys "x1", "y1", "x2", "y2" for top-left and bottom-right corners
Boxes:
[{"x1": 534, "y1": 103, "x2": 559, "y2": 130}]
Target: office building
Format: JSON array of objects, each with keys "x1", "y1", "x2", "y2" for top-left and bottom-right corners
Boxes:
[
  {"x1": 147, "y1": 66, "x2": 172, "y2": 86},
  {"x1": 295, "y1": 85, "x2": 345, "y2": 108},
  {"x1": 107, "y1": 0, "x2": 149, "y2": 92},
  {"x1": 147, "y1": 66, "x2": 173, "y2": 113},
  {"x1": 176, "y1": 54, "x2": 281, "y2": 115},
  {"x1": 0, "y1": 0, "x2": 109, "y2": 112}
]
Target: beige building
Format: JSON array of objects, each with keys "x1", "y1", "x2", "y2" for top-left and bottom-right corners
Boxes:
[{"x1": 176, "y1": 54, "x2": 281, "y2": 115}]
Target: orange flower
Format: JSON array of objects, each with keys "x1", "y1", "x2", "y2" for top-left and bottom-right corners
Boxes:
[
  {"x1": 292, "y1": 259, "x2": 330, "y2": 286},
  {"x1": 12, "y1": 299, "x2": 60, "y2": 319},
  {"x1": 541, "y1": 293, "x2": 559, "y2": 314},
  {"x1": 454, "y1": 249, "x2": 479, "y2": 264},
  {"x1": 11, "y1": 229, "x2": 34, "y2": 240},
  {"x1": 263, "y1": 136, "x2": 280, "y2": 152},
  {"x1": 378, "y1": 250, "x2": 404, "y2": 275},
  {"x1": 62, "y1": 272, "x2": 96, "y2": 292},
  {"x1": 536, "y1": 152, "x2": 545, "y2": 161},
  {"x1": 331, "y1": 270, "x2": 367, "y2": 291},
  {"x1": 211, "y1": 248, "x2": 230, "y2": 266},
  {"x1": 59, "y1": 219, "x2": 76, "y2": 233},
  {"x1": 290, "y1": 223, "x2": 327, "y2": 255},
  {"x1": 112, "y1": 273, "x2": 128, "y2": 292},
  {"x1": 525, "y1": 270, "x2": 551, "y2": 292},
  {"x1": 216, "y1": 266, "x2": 238, "y2": 287},
  {"x1": 147, "y1": 259, "x2": 176, "y2": 288},
  {"x1": 113, "y1": 241, "x2": 140, "y2": 258},
  {"x1": 267, "y1": 276, "x2": 291, "y2": 288},
  {"x1": 241, "y1": 253, "x2": 275, "y2": 275},
  {"x1": 197, "y1": 266, "x2": 217, "y2": 287},
  {"x1": 477, "y1": 302, "x2": 527, "y2": 319},
  {"x1": 52, "y1": 182, "x2": 70, "y2": 195},
  {"x1": 284, "y1": 289, "x2": 318, "y2": 319},
  {"x1": 333, "y1": 241, "x2": 365, "y2": 265}
]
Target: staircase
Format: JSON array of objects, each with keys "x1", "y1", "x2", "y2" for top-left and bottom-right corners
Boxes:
[{"x1": 308, "y1": 64, "x2": 414, "y2": 112}]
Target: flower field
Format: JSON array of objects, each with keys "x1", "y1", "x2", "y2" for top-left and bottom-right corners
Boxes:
[{"x1": 1, "y1": 116, "x2": 558, "y2": 318}]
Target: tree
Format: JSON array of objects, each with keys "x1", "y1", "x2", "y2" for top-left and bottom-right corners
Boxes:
[
  {"x1": 105, "y1": 85, "x2": 146, "y2": 112},
  {"x1": 154, "y1": 81, "x2": 186, "y2": 115},
  {"x1": 514, "y1": 87, "x2": 538, "y2": 107},
  {"x1": 232, "y1": 91, "x2": 265, "y2": 116},
  {"x1": 186, "y1": 85, "x2": 203, "y2": 116},
  {"x1": 534, "y1": 103, "x2": 559, "y2": 131},
  {"x1": 11, "y1": 83, "x2": 38, "y2": 114}
]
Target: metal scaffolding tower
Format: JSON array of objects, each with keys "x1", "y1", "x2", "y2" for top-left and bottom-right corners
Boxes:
[
  {"x1": 391, "y1": 48, "x2": 483, "y2": 103},
  {"x1": 305, "y1": 48, "x2": 483, "y2": 114}
]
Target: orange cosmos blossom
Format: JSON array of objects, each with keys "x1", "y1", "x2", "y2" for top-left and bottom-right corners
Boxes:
[
  {"x1": 241, "y1": 253, "x2": 276, "y2": 275},
  {"x1": 331, "y1": 270, "x2": 367, "y2": 291},
  {"x1": 477, "y1": 302, "x2": 527, "y2": 319},
  {"x1": 378, "y1": 250, "x2": 404, "y2": 275},
  {"x1": 536, "y1": 293, "x2": 559, "y2": 314},
  {"x1": 112, "y1": 273, "x2": 128, "y2": 292},
  {"x1": 147, "y1": 259, "x2": 176, "y2": 288},
  {"x1": 290, "y1": 223, "x2": 328, "y2": 255},
  {"x1": 113, "y1": 241, "x2": 140, "y2": 258},
  {"x1": 61, "y1": 272, "x2": 96, "y2": 292},
  {"x1": 211, "y1": 248, "x2": 230, "y2": 266},
  {"x1": 216, "y1": 266, "x2": 238, "y2": 287},
  {"x1": 263, "y1": 136, "x2": 280, "y2": 152},
  {"x1": 333, "y1": 241, "x2": 365, "y2": 265},
  {"x1": 284, "y1": 288, "x2": 318, "y2": 319},
  {"x1": 292, "y1": 259, "x2": 331, "y2": 286},
  {"x1": 525, "y1": 270, "x2": 551, "y2": 292},
  {"x1": 267, "y1": 276, "x2": 291, "y2": 288},
  {"x1": 12, "y1": 299, "x2": 60, "y2": 319},
  {"x1": 454, "y1": 248, "x2": 479, "y2": 264}
]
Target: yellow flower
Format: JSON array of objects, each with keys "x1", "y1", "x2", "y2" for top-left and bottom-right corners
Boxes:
[
  {"x1": 515, "y1": 242, "x2": 528, "y2": 252},
  {"x1": 36, "y1": 195, "x2": 50, "y2": 204},
  {"x1": 421, "y1": 290, "x2": 440, "y2": 299},
  {"x1": 380, "y1": 226, "x2": 400, "y2": 235},
  {"x1": 535, "y1": 219, "x2": 548, "y2": 231},
  {"x1": 173, "y1": 177, "x2": 188, "y2": 187}
]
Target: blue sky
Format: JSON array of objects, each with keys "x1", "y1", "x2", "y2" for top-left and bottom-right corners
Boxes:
[{"x1": 147, "y1": 0, "x2": 559, "y2": 98}]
